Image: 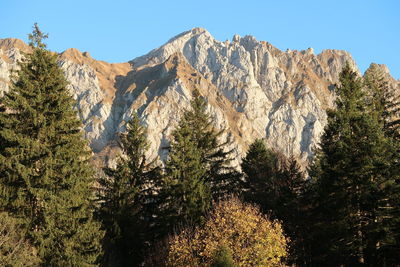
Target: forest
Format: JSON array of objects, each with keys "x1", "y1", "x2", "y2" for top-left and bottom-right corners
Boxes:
[{"x1": 0, "y1": 25, "x2": 399, "y2": 267}]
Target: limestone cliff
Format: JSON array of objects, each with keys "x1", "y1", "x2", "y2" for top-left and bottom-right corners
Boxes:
[{"x1": 1, "y1": 29, "x2": 398, "y2": 167}]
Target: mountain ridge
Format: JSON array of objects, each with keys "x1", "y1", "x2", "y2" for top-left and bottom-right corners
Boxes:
[{"x1": 1, "y1": 28, "x2": 398, "y2": 167}]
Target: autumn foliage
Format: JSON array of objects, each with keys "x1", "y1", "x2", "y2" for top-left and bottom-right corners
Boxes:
[{"x1": 166, "y1": 197, "x2": 288, "y2": 266}]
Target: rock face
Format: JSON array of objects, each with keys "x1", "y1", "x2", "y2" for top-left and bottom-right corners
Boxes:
[{"x1": 0, "y1": 29, "x2": 398, "y2": 167}]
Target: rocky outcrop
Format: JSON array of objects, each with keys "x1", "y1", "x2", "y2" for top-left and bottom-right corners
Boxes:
[
  {"x1": 0, "y1": 39, "x2": 30, "y2": 96},
  {"x1": 1, "y1": 29, "x2": 398, "y2": 167}
]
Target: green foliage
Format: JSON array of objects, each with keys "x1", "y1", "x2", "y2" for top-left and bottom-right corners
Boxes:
[
  {"x1": 241, "y1": 139, "x2": 282, "y2": 210},
  {"x1": 276, "y1": 156, "x2": 309, "y2": 265},
  {"x1": 241, "y1": 139, "x2": 307, "y2": 265},
  {"x1": 211, "y1": 246, "x2": 236, "y2": 267},
  {"x1": 0, "y1": 212, "x2": 40, "y2": 267},
  {"x1": 0, "y1": 24, "x2": 103, "y2": 265},
  {"x1": 28, "y1": 23, "x2": 48, "y2": 49},
  {"x1": 158, "y1": 91, "x2": 239, "y2": 235},
  {"x1": 160, "y1": 108, "x2": 211, "y2": 229},
  {"x1": 364, "y1": 63, "x2": 400, "y2": 139},
  {"x1": 364, "y1": 63, "x2": 400, "y2": 265},
  {"x1": 181, "y1": 90, "x2": 240, "y2": 196},
  {"x1": 308, "y1": 63, "x2": 398, "y2": 265},
  {"x1": 98, "y1": 113, "x2": 159, "y2": 266}
]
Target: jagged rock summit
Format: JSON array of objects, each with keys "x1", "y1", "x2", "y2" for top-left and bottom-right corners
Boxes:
[{"x1": 1, "y1": 28, "x2": 397, "y2": 167}]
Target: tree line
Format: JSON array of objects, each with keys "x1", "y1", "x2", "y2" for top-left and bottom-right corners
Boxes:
[{"x1": 0, "y1": 25, "x2": 399, "y2": 266}]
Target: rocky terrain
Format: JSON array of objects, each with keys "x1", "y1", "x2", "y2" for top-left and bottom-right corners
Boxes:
[{"x1": 1, "y1": 28, "x2": 398, "y2": 167}]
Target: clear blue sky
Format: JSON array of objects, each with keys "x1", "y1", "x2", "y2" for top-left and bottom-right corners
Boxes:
[{"x1": 1, "y1": 0, "x2": 399, "y2": 78}]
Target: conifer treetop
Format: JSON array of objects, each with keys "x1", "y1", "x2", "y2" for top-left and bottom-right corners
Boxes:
[{"x1": 28, "y1": 23, "x2": 48, "y2": 49}]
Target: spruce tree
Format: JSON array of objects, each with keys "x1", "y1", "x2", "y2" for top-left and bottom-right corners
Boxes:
[
  {"x1": 97, "y1": 113, "x2": 159, "y2": 266},
  {"x1": 240, "y1": 139, "x2": 281, "y2": 210},
  {"x1": 309, "y1": 63, "x2": 395, "y2": 265},
  {"x1": 158, "y1": 91, "x2": 238, "y2": 234},
  {"x1": 182, "y1": 90, "x2": 239, "y2": 197},
  {"x1": 160, "y1": 115, "x2": 211, "y2": 230},
  {"x1": 0, "y1": 24, "x2": 103, "y2": 265},
  {"x1": 364, "y1": 64, "x2": 400, "y2": 265},
  {"x1": 241, "y1": 139, "x2": 307, "y2": 264},
  {"x1": 275, "y1": 156, "x2": 309, "y2": 265}
]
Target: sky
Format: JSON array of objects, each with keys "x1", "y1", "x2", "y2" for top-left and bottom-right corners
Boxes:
[{"x1": 1, "y1": 0, "x2": 399, "y2": 78}]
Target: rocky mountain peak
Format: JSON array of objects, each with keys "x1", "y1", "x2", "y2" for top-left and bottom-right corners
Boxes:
[
  {"x1": 131, "y1": 27, "x2": 214, "y2": 69},
  {"x1": 60, "y1": 48, "x2": 92, "y2": 64},
  {"x1": 1, "y1": 29, "x2": 397, "y2": 167},
  {"x1": 0, "y1": 38, "x2": 30, "y2": 53}
]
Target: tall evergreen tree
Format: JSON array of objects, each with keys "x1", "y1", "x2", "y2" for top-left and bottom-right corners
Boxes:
[
  {"x1": 240, "y1": 139, "x2": 282, "y2": 210},
  {"x1": 158, "y1": 91, "x2": 239, "y2": 235},
  {"x1": 241, "y1": 139, "x2": 307, "y2": 265},
  {"x1": 181, "y1": 90, "x2": 239, "y2": 196},
  {"x1": 97, "y1": 113, "x2": 159, "y2": 266},
  {"x1": 364, "y1": 64, "x2": 400, "y2": 265},
  {"x1": 0, "y1": 24, "x2": 103, "y2": 265},
  {"x1": 308, "y1": 63, "x2": 396, "y2": 265},
  {"x1": 159, "y1": 110, "x2": 211, "y2": 230},
  {"x1": 276, "y1": 156, "x2": 309, "y2": 265}
]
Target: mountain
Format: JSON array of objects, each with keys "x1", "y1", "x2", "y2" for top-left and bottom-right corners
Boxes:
[{"x1": 1, "y1": 28, "x2": 398, "y2": 167}]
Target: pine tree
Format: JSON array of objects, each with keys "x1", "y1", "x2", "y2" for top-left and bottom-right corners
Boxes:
[
  {"x1": 309, "y1": 63, "x2": 395, "y2": 265},
  {"x1": 97, "y1": 113, "x2": 159, "y2": 266},
  {"x1": 0, "y1": 24, "x2": 103, "y2": 265}
]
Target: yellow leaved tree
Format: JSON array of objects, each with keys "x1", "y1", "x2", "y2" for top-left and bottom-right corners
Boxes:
[{"x1": 166, "y1": 196, "x2": 288, "y2": 266}]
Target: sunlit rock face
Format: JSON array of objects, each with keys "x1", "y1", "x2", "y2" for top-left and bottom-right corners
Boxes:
[{"x1": 1, "y1": 29, "x2": 396, "y2": 167}]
